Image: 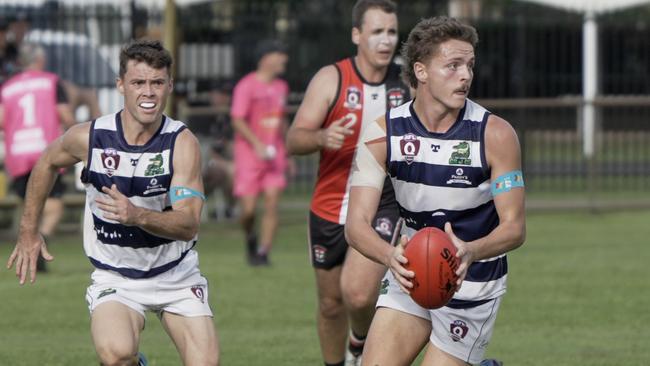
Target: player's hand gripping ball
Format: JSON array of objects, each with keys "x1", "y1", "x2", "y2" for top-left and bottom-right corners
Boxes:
[{"x1": 404, "y1": 227, "x2": 460, "y2": 309}]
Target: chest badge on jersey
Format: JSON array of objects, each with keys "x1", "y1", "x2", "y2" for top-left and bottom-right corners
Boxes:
[
  {"x1": 343, "y1": 86, "x2": 362, "y2": 110},
  {"x1": 449, "y1": 141, "x2": 472, "y2": 165},
  {"x1": 144, "y1": 154, "x2": 165, "y2": 176},
  {"x1": 101, "y1": 148, "x2": 120, "y2": 177},
  {"x1": 387, "y1": 87, "x2": 406, "y2": 108},
  {"x1": 400, "y1": 133, "x2": 420, "y2": 165}
]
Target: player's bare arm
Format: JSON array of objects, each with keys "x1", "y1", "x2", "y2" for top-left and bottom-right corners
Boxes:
[
  {"x1": 345, "y1": 118, "x2": 415, "y2": 293},
  {"x1": 6, "y1": 122, "x2": 90, "y2": 284},
  {"x1": 287, "y1": 65, "x2": 354, "y2": 154},
  {"x1": 56, "y1": 102, "x2": 77, "y2": 129},
  {"x1": 232, "y1": 116, "x2": 267, "y2": 159},
  {"x1": 95, "y1": 129, "x2": 203, "y2": 242},
  {"x1": 445, "y1": 115, "x2": 526, "y2": 284}
]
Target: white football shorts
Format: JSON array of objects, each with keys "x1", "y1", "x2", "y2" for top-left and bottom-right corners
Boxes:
[
  {"x1": 377, "y1": 271, "x2": 502, "y2": 365},
  {"x1": 85, "y1": 250, "x2": 213, "y2": 318}
]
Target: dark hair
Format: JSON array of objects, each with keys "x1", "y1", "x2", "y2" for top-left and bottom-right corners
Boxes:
[
  {"x1": 400, "y1": 16, "x2": 479, "y2": 88},
  {"x1": 255, "y1": 39, "x2": 288, "y2": 62},
  {"x1": 119, "y1": 39, "x2": 172, "y2": 78},
  {"x1": 352, "y1": 0, "x2": 397, "y2": 30}
]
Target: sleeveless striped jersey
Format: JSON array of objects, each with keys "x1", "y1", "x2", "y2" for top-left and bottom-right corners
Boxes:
[
  {"x1": 311, "y1": 58, "x2": 409, "y2": 224},
  {"x1": 81, "y1": 112, "x2": 196, "y2": 279},
  {"x1": 386, "y1": 100, "x2": 507, "y2": 308}
]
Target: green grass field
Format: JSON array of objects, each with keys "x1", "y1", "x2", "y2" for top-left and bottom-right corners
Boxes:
[{"x1": 0, "y1": 206, "x2": 649, "y2": 365}]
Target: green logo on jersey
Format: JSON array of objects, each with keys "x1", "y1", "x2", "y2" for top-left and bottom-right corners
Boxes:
[
  {"x1": 449, "y1": 141, "x2": 472, "y2": 165},
  {"x1": 98, "y1": 288, "x2": 116, "y2": 299},
  {"x1": 379, "y1": 279, "x2": 389, "y2": 295},
  {"x1": 144, "y1": 154, "x2": 165, "y2": 176}
]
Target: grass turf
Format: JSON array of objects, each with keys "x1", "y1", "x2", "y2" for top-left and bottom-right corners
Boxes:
[{"x1": 0, "y1": 207, "x2": 648, "y2": 365}]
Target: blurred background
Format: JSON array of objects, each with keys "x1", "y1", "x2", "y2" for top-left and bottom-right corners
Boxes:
[
  {"x1": 0, "y1": 0, "x2": 648, "y2": 214},
  {"x1": 0, "y1": 1, "x2": 648, "y2": 365}
]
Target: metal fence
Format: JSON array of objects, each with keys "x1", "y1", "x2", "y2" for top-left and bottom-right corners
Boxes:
[{"x1": 1, "y1": 0, "x2": 649, "y2": 207}]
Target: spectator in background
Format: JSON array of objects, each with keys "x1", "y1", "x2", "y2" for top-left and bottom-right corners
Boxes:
[
  {"x1": 203, "y1": 85, "x2": 236, "y2": 221},
  {"x1": 231, "y1": 39, "x2": 290, "y2": 266},
  {"x1": 0, "y1": 42, "x2": 75, "y2": 271}
]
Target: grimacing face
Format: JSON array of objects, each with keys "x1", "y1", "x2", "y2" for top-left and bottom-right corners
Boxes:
[
  {"x1": 353, "y1": 8, "x2": 398, "y2": 68},
  {"x1": 415, "y1": 38, "x2": 475, "y2": 110},
  {"x1": 117, "y1": 60, "x2": 172, "y2": 127}
]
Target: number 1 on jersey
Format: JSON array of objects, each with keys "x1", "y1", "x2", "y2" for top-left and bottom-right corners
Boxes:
[{"x1": 18, "y1": 93, "x2": 36, "y2": 126}]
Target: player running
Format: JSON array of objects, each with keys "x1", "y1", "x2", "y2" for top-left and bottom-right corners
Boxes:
[
  {"x1": 345, "y1": 17, "x2": 526, "y2": 365},
  {"x1": 6, "y1": 39, "x2": 219, "y2": 366},
  {"x1": 287, "y1": 1, "x2": 409, "y2": 365}
]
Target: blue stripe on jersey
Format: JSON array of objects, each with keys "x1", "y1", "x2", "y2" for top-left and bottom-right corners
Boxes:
[
  {"x1": 86, "y1": 171, "x2": 171, "y2": 198},
  {"x1": 92, "y1": 213, "x2": 174, "y2": 247},
  {"x1": 467, "y1": 257, "x2": 508, "y2": 282},
  {"x1": 390, "y1": 117, "x2": 482, "y2": 142},
  {"x1": 88, "y1": 246, "x2": 194, "y2": 279},
  {"x1": 390, "y1": 161, "x2": 489, "y2": 188},
  {"x1": 399, "y1": 201, "x2": 499, "y2": 242},
  {"x1": 446, "y1": 298, "x2": 493, "y2": 309}
]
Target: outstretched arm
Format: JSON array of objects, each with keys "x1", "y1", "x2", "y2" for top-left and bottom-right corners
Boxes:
[
  {"x1": 95, "y1": 129, "x2": 204, "y2": 242},
  {"x1": 344, "y1": 118, "x2": 415, "y2": 293},
  {"x1": 7, "y1": 122, "x2": 90, "y2": 284},
  {"x1": 286, "y1": 65, "x2": 354, "y2": 155},
  {"x1": 445, "y1": 115, "x2": 526, "y2": 284}
]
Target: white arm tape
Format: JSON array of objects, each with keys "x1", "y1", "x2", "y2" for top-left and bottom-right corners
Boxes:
[{"x1": 350, "y1": 121, "x2": 387, "y2": 190}]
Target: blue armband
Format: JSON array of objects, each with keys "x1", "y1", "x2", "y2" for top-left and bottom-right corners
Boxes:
[
  {"x1": 170, "y1": 186, "x2": 205, "y2": 204},
  {"x1": 491, "y1": 170, "x2": 525, "y2": 196}
]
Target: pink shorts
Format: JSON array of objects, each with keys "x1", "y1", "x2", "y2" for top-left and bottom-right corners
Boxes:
[{"x1": 233, "y1": 156, "x2": 287, "y2": 197}]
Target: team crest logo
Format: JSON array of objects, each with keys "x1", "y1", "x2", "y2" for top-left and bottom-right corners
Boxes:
[
  {"x1": 191, "y1": 286, "x2": 205, "y2": 303},
  {"x1": 101, "y1": 148, "x2": 120, "y2": 177},
  {"x1": 144, "y1": 154, "x2": 165, "y2": 176},
  {"x1": 387, "y1": 88, "x2": 405, "y2": 108},
  {"x1": 400, "y1": 133, "x2": 420, "y2": 164},
  {"x1": 374, "y1": 217, "x2": 393, "y2": 237},
  {"x1": 313, "y1": 245, "x2": 327, "y2": 264},
  {"x1": 450, "y1": 320, "x2": 469, "y2": 342},
  {"x1": 343, "y1": 86, "x2": 362, "y2": 110},
  {"x1": 449, "y1": 141, "x2": 472, "y2": 165}
]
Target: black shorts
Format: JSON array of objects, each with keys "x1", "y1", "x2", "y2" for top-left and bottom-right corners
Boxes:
[
  {"x1": 308, "y1": 206, "x2": 400, "y2": 270},
  {"x1": 11, "y1": 172, "x2": 66, "y2": 199}
]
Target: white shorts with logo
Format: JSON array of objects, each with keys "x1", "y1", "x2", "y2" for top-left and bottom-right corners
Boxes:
[
  {"x1": 85, "y1": 250, "x2": 213, "y2": 318},
  {"x1": 377, "y1": 272, "x2": 501, "y2": 365}
]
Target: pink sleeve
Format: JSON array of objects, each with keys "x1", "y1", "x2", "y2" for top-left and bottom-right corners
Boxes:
[{"x1": 230, "y1": 78, "x2": 251, "y2": 120}]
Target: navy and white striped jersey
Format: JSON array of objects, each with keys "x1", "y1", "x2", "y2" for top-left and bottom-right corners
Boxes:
[
  {"x1": 80, "y1": 112, "x2": 196, "y2": 279},
  {"x1": 386, "y1": 99, "x2": 507, "y2": 308}
]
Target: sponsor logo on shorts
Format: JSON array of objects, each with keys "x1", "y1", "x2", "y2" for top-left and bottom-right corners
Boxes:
[
  {"x1": 400, "y1": 133, "x2": 420, "y2": 165},
  {"x1": 313, "y1": 245, "x2": 327, "y2": 264},
  {"x1": 191, "y1": 286, "x2": 205, "y2": 303},
  {"x1": 374, "y1": 217, "x2": 393, "y2": 237},
  {"x1": 450, "y1": 320, "x2": 469, "y2": 342},
  {"x1": 379, "y1": 279, "x2": 389, "y2": 295},
  {"x1": 98, "y1": 288, "x2": 116, "y2": 299}
]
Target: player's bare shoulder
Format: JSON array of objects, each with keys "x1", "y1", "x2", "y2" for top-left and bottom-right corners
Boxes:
[
  {"x1": 484, "y1": 114, "x2": 521, "y2": 165},
  {"x1": 172, "y1": 127, "x2": 201, "y2": 172},
  {"x1": 60, "y1": 121, "x2": 92, "y2": 162},
  {"x1": 304, "y1": 64, "x2": 339, "y2": 105}
]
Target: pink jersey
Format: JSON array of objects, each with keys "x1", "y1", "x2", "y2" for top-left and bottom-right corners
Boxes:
[
  {"x1": 1, "y1": 70, "x2": 62, "y2": 177},
  {"x1": 230, "y1": 72, "x2": 289, "y2": 166}
]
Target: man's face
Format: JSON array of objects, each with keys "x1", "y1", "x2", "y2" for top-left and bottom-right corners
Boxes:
[
  {"x1": 417, "y1": 39, "x2": 474, "y2": 110},
  {"x1": 117, "y1": 60, "x2": 172, "y2": 126},
  {"x1": 353, "y1": 8, "x2": 398, "y2": 68},
  {"x1": 260, "y1": 51, "x2": 288, "y2": 78}
]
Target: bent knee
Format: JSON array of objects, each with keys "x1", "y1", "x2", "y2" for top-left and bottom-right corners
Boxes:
[
  {"x1": 342, "y1": 283, "x2": 378, "y2": 311},
  {"x1": 319, "y1": 296, "x2": 345, "y2": 319},
  {"x1": 96, "y1": 348, "x2": 138, "y2": 366}
]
